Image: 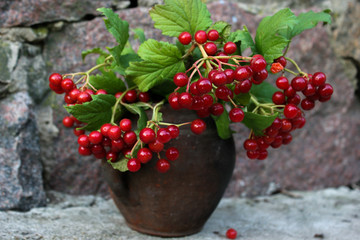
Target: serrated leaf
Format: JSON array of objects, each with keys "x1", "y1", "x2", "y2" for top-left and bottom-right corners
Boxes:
[
  {"x1": 97, "y1": 8, "x2": 129, "y2": 63},
  {"x1": 81, "y1": 47, "x2": 109, "y2": 61},
  {"x1": 149, "y1": 0, "x2": 212, "y2": 37},
  {"x1": 122, "y1": 102, "x2": 148, "y2": 134},
  {"x1": 111, "y1": 53, "x2": 142, "y2": 75},
  {"x1": 250, "y1": 82, "x2": 278, "y2": 103},
  {"x1": 209, "y1": 21, "x2": 231, "y2": 39},
  {"x1": 107, "y1": 158, "x2": 128, "y2": 172},
  {"x1": 132, "y1": 28, "x2": 146, "y2": 43},
  {"x1": 286, "y1": 10, "x2": 332, "y2": 39},
  {"x1": 255, "y1": 8, "x2": 298, "y2": 63},
  {"x1": 227, "y1": 26, "x2": 256, "y2": 53},
  {"x1": 65, "y1": 94, "x2": 116, "y2": 131},
  {"x1": 89, "y1": 72, "x2": 126, "y2": 94},
  {"x1": 212, "y1": 109, "x2": 232, "y2": 139},
  {"x1": 126, "y1": 39, "x2": 185, "y2": 92},
  {"x1": 242, "y1": 112, "x2": 278, "y2": 135},
  {"x1": 233, "y1": 92, "x2": 250, "y2": 106}
]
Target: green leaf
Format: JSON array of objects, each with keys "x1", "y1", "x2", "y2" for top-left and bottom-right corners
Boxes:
[
  {"x1": 107, "y1": 158, "x2": 128, "y2": 172},
  {"x1": 132, "y1": 28, "x2": 146, "y2": 43},
  {"x1": 255, "y1": 8, "x2": 298, "y2": 63},
  {"x1": 81, "y1": 47, "x2": 109, "y2": 61},
  {"x1": 212, "y1": 109, "x2": 232, "y2": 139},
  {"x1": 111, "y1": 53, "x2": 142, "y2": 75},
  {"x1": 227, "y1": 26, "x2": 256, "y2": 53},
  {"x1": 250, "y1": 81, "x2": 278, "y2": 103},
  {"x1": 209, "y1": 21, "x2": 231, "y2": 39},
  {"x1": 89, "y1": 72, "x2": 126, "y2": 94},
  {"x1": 242, "y1": 112, "x2": 278, "y2": 135},
  {"x1": 126, "y1": 39, "x2": 185, "y2": 92},
  {"x1": 286, "y1": 10, "x2": 332, "y2": 39},
  {"x1": 65, "y1": 94, "x2": 116, "y2": 131},
  {"x1": 149, "y1": 0, "x2": 212, "y2": 37},
  {"x1": 233, "y1": 92, "x2": 250, "y2": 106},
  {"x1": 97, "y1": 8, "x2": 129, "y2": 63},
  {"x1": 122, "y1": 102, "x2": 148, "y2": 134}
]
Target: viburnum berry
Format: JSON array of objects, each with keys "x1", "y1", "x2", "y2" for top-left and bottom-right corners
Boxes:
[
  {"x1": 302, "y1": 83, "x2": 316, "y2": 97},
  {"x1": 194, "y1": 30, "x2": 207, "y2": 44},
  {"x1": 115, "y1": 92, "x2": 123, "y2": 98},
  {"x1": 156, "y1": 159, "x2": 170, "y2": 173},
  {"x1": 62, "y1": 116, "x2": 74, "y2": 128},
  {"x1": 124, "y1": 90, "x2": 137, "y2": 103},
  {"x1": 61, "y1": 78, "x2": 75, "y2": 92},
  {"x1": 85, "y1": 89, "x2": 94, "y2": 95},
  {"x1": 167, "y1": 125, "x2": 180, "y2": 139},
  {"x1": 281, "y1": 133, "x2": 292, "y2": 145},
  {"x1": 138, "y1": 92, "x2": 150, "y2": 102},
  {"x1": 216, "y1": 52, "x2": 229, "y2": 63},
  {"x1": 106, "y1": 152, "x2": 118, "y2": 162},
  {"x1": 301, "y1": 98, "x2": 315, "y2": 111},
  {"x1": 77, "y1": 134, "x2": 90, "y2": 147},
  {"x1": 78, "y1": 146, "x2": 91, "y2": 156},
  {"x1": 224, "y1": 69, "x2": 235, "y2": 84},
  {"x1": 100, "y1": 123, "x2": 112, "y2": 137},
  {"x1": 178, "y1": 31, "x2": 192, "y2": 45},
  {"x1": 95, "y1": 89, "x2": 107, "y2": 95},
  {"x1": 207, "y1": 29, "x2": 219, "y2": 41},
  {"x1": 166, "y1": 147, "x2": 179, "y2": 161},
  {"x1": 274, "y1": 56, "x2": 287, "y2": 67},
  {"x1": 111, "y1": 138, "x2": 125, "y2": 152},
  {"x1": 212, "y1": 71, "x2": 228, "y2": 86},
  {"x1": 137, "y1": 148, "x2": 153, "y2": 164},
  {"x1": 229, "y1": 108, "x2": 244, "y2": 122},
  {"x1": 49, "y1": 73, "x2": 63, "y2": 86},
  {"x1": 108, "y1": 125, "x2": 122, "y2": 140},
  {"x1": 317, "y1": 83, "x2": 333, "y2": 97},
  {"x1": 196, "y1": 78, "x2": 212, "y2": 94},
  {"x1": 243, "y1": 139, "x2": 258, "y2": 151},
  {"x1": 223, "y1": 41, "x2": 237, "y2": 55},
  {"x1": 69, "y1": 88, "x2": 81, "y2": 101},
  {"x1": 157, "y1": 128, "x2": 171, "y2": 143},
  {"x1": 127, "y1": 158, "x2": 141, "y2": 172},
  {"x1": 73, "y1": 128, "x2": 85, "y2": 137},
  {"x1": 91, "y1": 144, "x2": 105, "y2": 154},
  {"x1": 276, "y1": 76, "x2": 289, "y2": 90},
  {"x1": 148, "y1": 139, "x2": 164, "y2": 153},
  {"x1": 215, "y1": 86, "x2": 232, "y2": 101},
  {"x1": 202, "y1": 94, "x2": 214, "y2": 108},
  {"x1": 247, "y1": 150, "x2": 259, "y2": 159},
  {"x1": 280, "y1": 119, "x2": 292, "y2": 132},
  {"x1": 287, "y1": 94, "x2": 301, "y2": 106},
  {"x1": 168, "y1": 92, "x2": 181, "y2": 110},
  {"x1": 64, "y1": 94, "x2": 76, "y2": 104},
  {"x1": 191, "y1": 119, "x2": 206, "y2": 135},
  {"x1": 190, "y1": 82, "x2": 201, "y2": 96},
  {"x1": 210, "y1": 103, "x2": 224, "y2": 116},
  {"x1": 257, "y1": 149, "x2": 268, "y2": 160},
  {"x1": 178, "y1": 92, "x2": 193, "y2": 109},
  {"x1": 77, "y1": 92, "x2": 92, "y2": 103},
  {"x1": 252, "y1": 69, "x2": 268, "y2": 84},
  {"x1": 102, "y1": 137, "x2": 111, "y2": 147},
  {"x1": 120, "y1": 118, "x2": 132, "y2": 132},
  {"x1": 250, "y1": 55, "x2": 267, "y2": 72},
  {"x1": 226, "y1": 228, "x2": 237, "y2": 239},
  {"x1": 291, "y1": 76, "x2": 307, "y2": 91},
  {"x1": 89, "y1": 131, "x2": 103, "y2": 144},
  {"x1": 283, "y1": 104, "x2": 299, "y2": 119},
  {"x1": 204, "y1": 42, "x2": 217, "y2": 55},
  {"x1": 173, "y1": 72, "x2": 188, "y2": 87},
  {"x1": 311, "y1": 72, "x2": 326, "y2": 86},
  {"x1": 272, "y1": 91, "x2": 286, "y2": 105},
  {"x1": 139, "y1": 128, "x2": 156, "y2": 144},
  {"x1": 234, "y1": 79, "x2": 252, "y2": 94},
  {"x1": 123, "y1": 131, "x2": 137, "y2": 146}
]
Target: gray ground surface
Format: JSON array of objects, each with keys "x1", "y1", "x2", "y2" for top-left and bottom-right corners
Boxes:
[{"x1": 1, "y1": 187, "x2": 359, "y2": 240}]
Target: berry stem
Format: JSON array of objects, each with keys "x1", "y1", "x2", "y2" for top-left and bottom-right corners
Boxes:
[
  {"x1": 182, "y1": 43, "x2": 196, "y2": 59},
  {"x1": 197, "y1": 43, "x2": 212, "y2": 70}
]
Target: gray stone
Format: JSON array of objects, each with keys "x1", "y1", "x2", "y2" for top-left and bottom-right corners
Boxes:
[
  {"x1": 0, "y1": 0, "x2": 131, "y2": 28},
  {"x1": 0, "y1": 27, "x2": 48, "y2": 43},
  {"x1": 0, "y1": 92, "x2": 46, "y2": 211},
  {"x1": 0, "y1": 187, "x2": 359, "y2": 239}
]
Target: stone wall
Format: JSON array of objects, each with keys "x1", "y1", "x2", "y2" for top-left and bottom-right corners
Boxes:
[{"x1": 0, "y1": 0, "x2": 359, "y2": 210}]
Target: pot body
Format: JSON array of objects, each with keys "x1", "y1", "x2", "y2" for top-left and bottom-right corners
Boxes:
[{"x1": 101, "y1": 107, "x2": 235, "y2": 237}]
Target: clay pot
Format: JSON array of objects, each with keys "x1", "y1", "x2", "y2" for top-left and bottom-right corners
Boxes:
[{"x1": 101, "y1": 106, "x2": 235, "y2": 237}]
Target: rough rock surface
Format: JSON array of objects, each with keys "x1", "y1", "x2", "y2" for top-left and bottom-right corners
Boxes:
[{"x1": 0, "y1": 187, "x2": 359, "y2": 239}]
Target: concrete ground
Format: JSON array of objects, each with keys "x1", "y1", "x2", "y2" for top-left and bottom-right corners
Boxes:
[{"x1": 0, "y1": 187, "x2": 359, "y2": 240}]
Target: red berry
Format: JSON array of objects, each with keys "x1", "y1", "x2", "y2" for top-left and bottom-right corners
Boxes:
[
  {"x1": 73, "y1": 128, "x2": 85, "y2": 136},
  {"x1": 311, "y1": 72, "x2": 326, "y2": 86},
  {"x1": 100, "y1": 123, "x2": 112, "y2": 137},
  {"x1": 137, "y1": 148, "x2": 153, "y2": 164},
  {"x1": 257, "y1": 149, "x2": 268, "y2": 160},
  {"x1": 69, "y1": 88, "x2": 81, "y2": 101},
  {"x1": 234, "y1": 79, "x2": 252, "y2": 94},
  {"x1": 106, "y1": 152, "x2": 118, "y2": 162},
  {"x1": 167, "y1": 125, "x2": 180, "y2": 139},
  {"x1": 204, "y1": 42, "x2": 217, "y2": 55},
  {"x1": 270, "y1": 117, "x2": 282, "y2": 130},
  {"x1": 78, "y1": 146, "x2": 91, "y2": 156},
  {"x1": 108, "y1": 126, "x2": 122, "y2": 140},
  {"x1": 243, "y1": 139, "x2": 258, "y2": 151},
  {"x1": 148, "y1": 139, "x2": 164, "y2": 153},
  {"x1": 49, "y1": 73, "x2": 63, "y2": 86},
  {"x1": 95, "y1": 89, "x2": 107, "y2": 95},
  {"x1": 127, "y1": 158, "x2": 141, "y2": 172},
  {"x1": 196, "y1": 78, "x2": 212, "y2": 94},
  {"x1": 190, "y1": 82, "x2": 201, "y2": 96},
  {"x1": 166, "y1": 147, "x2": 179, "y2": 161},
  {"x1": 247, "y1": 150, "x2": 259, "y2": 159},
  {"x1": 215, "y1": 86, "x2": 232, "y2": 101},
  {"x1": 282, "y1": 133, "x2": 292, "y2": 145},
  {"x1": 291, "y1": 76, "x2": 307, "y2": 91},
  {"x1": 61, "y1": 78, "x2": 75, "y2": 92},
  {"x1": 89, "y1": 131, "x2": 103, "y2": 144},
  {"x1": 207, "y1": 29, "x2": 219, "y2": 41},
  {"x1": 317, "y1": 83, "x2": 333, "y2": 97},
  {"x1": 139, "y1": 128, "x2": 156, "y2": 144},
  {"x1": 138, "y1": 92, "x2": 150, "y2": 102},
  {"x1": 223, "y1": 41, "x2": 237, "y2": 55},
  {"x1": 234, "y1": 66, "x2": 253, "y2": 81},
  {"x1": 229, "y1": 108, "x2": 244, "y2": 122},
  {"x1": 111, "y1": 138, "x2": 125, "y2": 152},
  {"x1": 216, "y1": 52, "x2": 229, "y2": 63},
  {"x1": 284, "y1": 86, "x2": 296, "y2": 98},
  {"x1": 212, "y1": 71, "x2": 227, "y2": 86},
  {"x1": 224, "y1": 69, "x2": 235, "y2": 84},
  {"x1": 194, "y1": 30, "x2": 207, "y2": 44},
  {"x1": 156, "y1": 159, "x2": 170, "y2": 173},
  {"x1": 64, "y1": 94, "x2": 76, "y2": 104},
  {"x1": 250, "y1": 56, "x2": 267, "y2": 72},
  {"x1": 102, "y1": 137, "x2": 111, "y2": 147},
  {"x1": 49, "y1": 82, "x2": 64, "y2": 94},
  {"x1": 62, "y1": 116, "x2": 74, "y2": 128},
  {"x1": 178, "y1": 31, "x2": 192, "y2": 45},
  {"x1": 168, "y1": 92, "x2": 181, "y2": 110},
  {"x1": 85, "y1": 89, "x2": 94, "y2": 95},
  {"x1": 191, "y1": 119, "x2": 206, "y2": 135},
  {"x1": 123, "y1": 131, "x2": 137, "y2": 146},
  {"x1": 173, "y1": 72, "x2": 188, "y2": 87},
  {"x1": 202, "y1": 94, "x2": 214, "y2": 108},
  {"x1": 280, "y1": 119, "x2": 292, "y2": 132},
  {"x1": 283, "y1": 104, "x2": 299, "y2": 119},
  {"x1": 226, "y1": 228, "x2": 237, "y2": 239},
  {"x1": 157, "y1": 128, "x2": 171, "y2": 143},
  {"x1": 301, "y1": 98, "x2": 315, "y2": 111},
  {"x1": 124, "y1": 90, "x2": 137, "y2": 103},
  {"x1": 272, "y1": 91, "x2": 286, "y2": 105},
  {"x1": 276, "y1": 76, "x2": 289, "y2": 90},
  {"x1": 274, "y1": 56, "x2": 287, "y2": 67},
  {"x1": 77, "y1": 134, "x2": 90, "y2": 147},
  {"x1": 252, "y1": 69, "x2": 268, "y2": 84},
  {"x1": 119, "y1": 118, "x2": 132, "y2": 132},
  {"x1": 302, "y1": 83, "x2": 316, "y2": 97},
  {"x1": 179, "y1": 92, "x2": 193, "y2": 109},
  {"x1": 77, "y1": 92, "x2": 92, "y2": 103},
  {"x1": 210, "y1": 103, "x2": 224, "y2": 116},
  {"x1": 91, "y1": 144, "x2": 105, "y2": 154},
  {"x1": 115, "y1": 92, "x2": 123, "y2": 98}
]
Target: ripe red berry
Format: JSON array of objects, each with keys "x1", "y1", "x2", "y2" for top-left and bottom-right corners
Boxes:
[
  {"x1": 61, "y1": 78, "x2": 75, "y2": 92},
  {"x1": 226, "y1": 228, "x2": 237, "y2": 239},
  {"x1": 250, "y1": 56, "x2": 267, "y2": 72},
  {"x1": 179, "y1": 92, "x2": 193, "y2": 109},
  {"x1": 317, "y1": 83, "x2": 333, "y2": 97},
  {"x1": 148, "y1": 139, "x2": 164, "y2": 153},
  {"x1": 301, "y1": 98, "x2": 315, "y2": 111},
  {"x1": 49, "y1": 83, "x2": 64, "y2": 94},
  {"x1": 168, "y1": 92, "x2": 181, "y2": 110},
  {"x1": 276, "y1": 76, "x2": 289, "y2": 90},
  {"x1": 77, "y1": 92, "x2": 92, "y2": 103},
  {"x1": 115, "y1": 92, "x2": 123, "y2": 98},
  {"x1": 100, "y1": 123, "x2": 112, "y2": 137},
  {"x1": 120, "y1": 118, "x2": 132, "y2": 132},
  {"x1": 210, "y1": 103, "x2": 224, "y2": 116},
  {"x1": 108, "y1": 126, "x2": 122, "y2": 140},
  {"x1": 73, "y1": 128, "x2": 85, "y2": 137},
  {"x1": 280, "y1": 119, "x2": 292, "y2": 132},
  {"x1": 224, "y1": 69, "x2": 235, "y2": 84},
  {"x1": 302, "y1": 83, "x2": 316, "y2": 97},
  {"x1": 234, "y1": 79, "x2": 252, "y2": 94},
  {"x1": 191, "y1": 119, "x2": 206, "y2": 135},
  {"x1": 252, "y1": 69, "x2": 268, "y2": 84},
  {"x1": 91, "y1": 144, "x2": 105, "y2": 155},
  {"x1": 166, "y1": 125, "x2": 180, "y2": 139},
  {"x1": 257, "y1": 149, "x2": 268, "y2": 160},
  {"x1": 139, "y1": 128, "x2": 156, "y2": 144},
  {"x1": 111, "y1": 138, "x2": 125, "y2": 152},
  {"x1": 173, "y1": 72, "x2": 188, "y2": 87},
  {"x1": 166, "y1": 147, "x2": 179, "y2": 161},
  {"x1": 283, "y1": 104, "x2": 299, "y2": 119},
  {"x1": 64, "y1": 94, "x2": 76, "y2": 104},
  {"x1": 223, "y1": 41, "x2": 237, "y2": 55},
  {"x1": 62, "y1": 116, "x2": 74, "y2": 128},
  {"x1": 138, "y1": 92, "x2": 150, "y2": 102},
  {"x1": 124, "y1": 90, "x2": 137, "y2": 103},
  {"x1": 229, "y1": 108, "x2": 244, "y2": 122},
  {"x1": 243, "y1": 139, "x2": 258, "y2": 151},
  {"x1": 291, "y1": 76, "x2": 307, "y2": 91},
  {"x1": 215, "y1": 86, "x2": 232, "y2": 101},
  {"x1": 234, "y1": 66, "x2": 253, "y2": 81},
  {"x1": 207, "y1": 29, "x2": 219, "y2": 41},
  {"x1": 204, "y1": 42, "x2": 217, "y2": 55},
  {"x1": 49, "y1": 73, "x2": 63, "y2": 86},
  {"x1": 178, "y1": 32, "x2": 192, "y2": 45},
  {"x1": 85, "y1": 89, "x2": 94, "y2": 95},
  {"x1": 272, "y1": 91, "x2": 286, "y2": 105},
  {"x1": 68, "y1": 88, "x2": 80, "y2": 101},
  {"x1": 284, "y1": 86, "x2": 296, "y2": 98},
  {"x1": 123, "y1": 131, "x2": 137, "y2": 146},
  {"x1": 157, "y1": 128, "x2": 172, "y2": 143},
  {"x1": 247, "y1": 150, "x2": 259, "y2": 159},
  {"x1": 137, "y1": 148, "x2": 153, "y2": 164},
  {"x1": 274, "y1": 56, "x2": 287, "y2": 67},
  {"x1": 78, "y1": 146, "x2": 91, "y2": 156},
  {"x1": 156, "y1": 159, "x2": 170, "y2": 173},
  {"x1": 127, "y1": 158, "x2": 141, "y2": 172},
  {"x1": 88, "y1": 131, "x2": 103, "y2": 144},
  {"x1": 106, "y1": 152, "x2": 118, "y2": 162},
  {"x1": 95, "y1": 89, "x2": 107, "y2": 95},
  {"x1": 212, "y1": 71, "x2": 227, "y2": 86},
  {"x1": 196, "y1": 78, "x2": 212, "y2": 94},
  {"x1": 311, "y1": 72, "x2": 326, "y2": 86},
  {"x1": 77, "y1": 134, "x2": 90, "y2": 147},
  {"x1": 194, "y1": 30, "x2": 207, "y2": 44}
]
